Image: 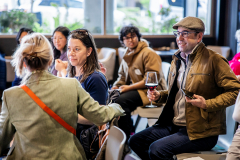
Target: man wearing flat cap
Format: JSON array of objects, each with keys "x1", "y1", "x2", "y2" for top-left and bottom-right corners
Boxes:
[{"x1": 129, "y1": 16, "x2": 240, "y2": 160}]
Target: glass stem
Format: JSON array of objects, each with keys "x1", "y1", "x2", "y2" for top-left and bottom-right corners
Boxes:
[{"x1": 151, "y1": 101, "x2": 153, "y2": 106}]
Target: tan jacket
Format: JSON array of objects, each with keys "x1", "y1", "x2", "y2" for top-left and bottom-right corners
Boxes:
[
  {"x1": 113, "y1": 39, "x2": 167, "y2": 106},
  {"x1": 157, "y1": 42, "x2": 240, "y2": 140},
  {"x1": 0, "y1": 71, "x2": 124, "y2": 160}
]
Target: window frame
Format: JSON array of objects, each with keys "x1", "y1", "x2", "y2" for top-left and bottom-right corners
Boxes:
[{"x1": 0, "y1": 0, "x2": 216, "y2": 39}]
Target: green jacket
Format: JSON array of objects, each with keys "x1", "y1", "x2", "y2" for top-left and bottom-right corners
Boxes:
[
  {"x1": 0, "y1": 71, "x2": 124, "y2": 160},
  {"x1": 113, "y1": 39, "x2": 167, "y2": 106},
  {"x1": 157, "y1": 42, "x2": 240, "y2": 140}
]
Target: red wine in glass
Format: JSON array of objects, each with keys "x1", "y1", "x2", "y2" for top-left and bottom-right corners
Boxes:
[
  {"x1": 145, "y1": 83, "x2": 158, "y2": 91},
  {"x1": 145, "y1": 72, "x2": 158, "y2": 108}
]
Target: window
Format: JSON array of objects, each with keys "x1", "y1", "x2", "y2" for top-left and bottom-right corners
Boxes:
[
  {"x1": 106, "y1": 0, "x2": 211, "y2": 35},
  {"x1": 0, "y1": 0, "x2": 103, "y2": 34},
  {"x1": 0, "y1": 0, "x2": 212, "y2": 35}
]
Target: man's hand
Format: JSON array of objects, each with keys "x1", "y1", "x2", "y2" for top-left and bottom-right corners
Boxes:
[
  {"x1": 119, "y1": 85, "x2": 131, "y2": 93},
  {"x1": 185, "y1": 94, "x2": 207, "y2": 109},
  {"x1": 147, "y1": 89, "x2": 160, "y2": 102}
]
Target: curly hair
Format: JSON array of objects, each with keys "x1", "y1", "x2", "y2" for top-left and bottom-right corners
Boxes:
[{"x1": 119, "y1": 25, "x2": 142, "y2": 45}]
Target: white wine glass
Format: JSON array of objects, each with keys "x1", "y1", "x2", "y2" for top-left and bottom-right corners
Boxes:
[{"x1": 145, "y1": 72, "x2": 158, "y2": 108}]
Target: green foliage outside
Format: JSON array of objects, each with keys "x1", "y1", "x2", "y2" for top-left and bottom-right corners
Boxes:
[
  {"x1": 159, "y1": 6, "x2": 178, "y2": 34},
  {"x1": 116, "y1": 7, "x2": 152, "y2": 33},
  {"x1": 0, "y1": 3, "x2": 83, "y2": 34},
  {"x1": 140, "y1": 0, "x2": 150, "y2": 10},
  {"x1": 115, "y1": 4, "x2": 178, "y2": 34},
  {"x1": 33, "y1": 19, "x2": 51, "y2": 33},
  {"x1": 0, "y1": 10, "x2": 37, "y2": 33},
  {"x1": 51, "y1": 2, "x2": 83, "y2": 31}
]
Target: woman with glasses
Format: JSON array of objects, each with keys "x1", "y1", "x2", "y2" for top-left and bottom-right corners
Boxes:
[
  {"x1": 0, "y1": 33, "x2": 124, "y2": 160},
  {"x1": 55, "y1": 29, "x2": 109, "y2": 156},
  {"x1": 50, "y1": 26, "x2": 70, "y2": 76}
]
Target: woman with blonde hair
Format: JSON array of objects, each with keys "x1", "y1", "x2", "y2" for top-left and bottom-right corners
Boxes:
[{"x1": 0, "y1": 33, "x2": 124, "y2": 160}]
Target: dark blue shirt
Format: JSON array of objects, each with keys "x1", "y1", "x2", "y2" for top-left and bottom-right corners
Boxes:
[{"x1": 75, "y1": 71, "x2": 108, "y2": 105}]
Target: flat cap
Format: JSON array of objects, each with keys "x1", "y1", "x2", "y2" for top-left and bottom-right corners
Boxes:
[{"x1": 172, "y1": 16, "x2": 205, "y2": 33}]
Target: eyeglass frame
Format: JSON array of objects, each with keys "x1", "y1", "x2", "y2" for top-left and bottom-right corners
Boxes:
[
  {"x1": 173, "y1": 31, "x2": 199, "y2": 38},
  {"x1": 123, "y1": 34, "x2": 137, "y2": 41},
  {"x1": 70, "y1": 29, "x2": 89, "y2": 37},
  {"x1": 51, "y1": 36, "x2": 66, "y2": 42}
]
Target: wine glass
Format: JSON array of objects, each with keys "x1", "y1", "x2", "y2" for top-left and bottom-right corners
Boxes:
[{"x1": 145, "y1": 71, "x2": 158, "y2": 108}]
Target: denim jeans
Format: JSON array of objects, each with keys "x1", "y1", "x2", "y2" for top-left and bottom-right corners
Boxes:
[{"x1": 129, "y1": 124, "x2": 218, "y2": 160}]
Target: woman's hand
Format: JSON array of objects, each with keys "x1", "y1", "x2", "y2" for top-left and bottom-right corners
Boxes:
[
  {"x1": 185, "y1": 94, "x2": 207, "y2": 109},
  {"x1": 119, "y1": 85, "x2": 131, "y2": 93},
  {"x1": 99, "y1": 62, "x2": 107, "y2": 75},
  {"x1": 55, "y1": 59, "x2": 66, "y2": 71},
  {"x1": 147, "y1": 89, "x2": 160, "y2": 102}
]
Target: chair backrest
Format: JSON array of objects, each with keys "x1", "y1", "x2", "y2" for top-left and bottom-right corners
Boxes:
[
  {"x1": 216, "y1": 104, "x2": 237, "y2": 150},
  {"x1": 162, "y1": 61, "x2": 171, "y2": 83},
  {"x1": 98, "y1": 47, "x2": 116, "y2": 81},
  {"x1": 105, "y1": 126, "x2": 126, "y2": 160},
  {"x1": 207, "y1": 45, "x2": 231, "y2": 59},
  {"x1": 118, "y1": 47, "x2": 126, "y2": 64}
]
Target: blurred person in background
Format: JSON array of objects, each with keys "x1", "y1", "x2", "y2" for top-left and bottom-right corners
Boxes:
[
  {"x1": 12, "y1": 27, "x2": 34, "y2": 86},
  {"x1": 50, "y1": 26, "x2": 70, "y2": 76},
  {"x1": 229, "y1": 29, "x2": 240, "y2": 81}
]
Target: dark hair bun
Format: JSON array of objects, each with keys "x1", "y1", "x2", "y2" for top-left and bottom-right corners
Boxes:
[{"x1": 24, "y1": 55, "x2": 42, "y2": 69}]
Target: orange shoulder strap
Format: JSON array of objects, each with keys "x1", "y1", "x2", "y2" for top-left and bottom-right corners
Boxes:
[{"x1": 20, "y1": 85, "x2": 76, "y2": 136}]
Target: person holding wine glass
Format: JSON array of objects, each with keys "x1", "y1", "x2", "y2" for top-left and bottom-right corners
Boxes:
[
  {"x1": 129, "y1": 16, "x2": 240, "y2": 160},
  {"x1": 145, "y1": 72, "x2": 158, "y2": 107},
  {"x1": 111, "y1": 25, "x2": 167, "y2": 140}
]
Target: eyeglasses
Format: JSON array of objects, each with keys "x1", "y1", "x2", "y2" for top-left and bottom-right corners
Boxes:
[
  {"x1": 70, "y1": 29, "x2": 93, "y2": 46},
  {"x1": 173, "y1": 31, "x2": 199, "y2": 38},
  {"x1": 123, "y1": 35, "x2": 137, "y2": 41},
  {"x1": 70, "y1": 29, "x2": 89, "y2": 36}
]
